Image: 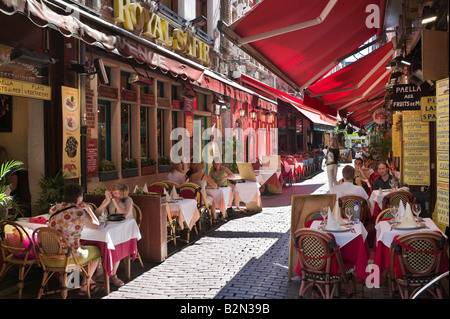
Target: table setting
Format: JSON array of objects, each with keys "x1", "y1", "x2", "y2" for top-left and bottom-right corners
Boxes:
[
  {"x1": 373, "y1": 202, "x2": 447, "y2": 283},
  {"x1": 302, "y1": 202, "x2": 370, "y2": 280},
  {"x1": 161, "y1": 188, "x2": 200, "y2": 230},
  {"x1": 205, "y1": 186, "x2": 233, "y2": 217}
]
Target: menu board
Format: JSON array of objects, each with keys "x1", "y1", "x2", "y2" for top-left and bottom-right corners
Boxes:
[
  {"x1": 61, "y1": 86, "x2": 80, "y2": 179},
  {"x1": 436, "y1": 78, "x2": 449, "y2": 227},
  {"x1": 86, "y1": 139, "x2": 98, "y2": 176},
  {"x1": 402, "y1": 110, "x2": 430, "y2": 185},
  {"x1": 392, "y1": 113, "x2": 401, "y2": 157}
]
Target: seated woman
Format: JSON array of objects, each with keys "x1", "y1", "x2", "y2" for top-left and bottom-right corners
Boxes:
[
  {"x1": 94, "y1": 182, "x2": 133, "y2": 287},
  {"x1": 209, "y1": 159, "x2": 234, "y2": 187},
  {"x1": 188, "y1": 161, "x2": 219, "y2": 221},
  {"x1": 167, "y1": 161, "x2": 186, "y2": 185},
  {"x1": 48, "y1": 183, "x2": 102, "y2": 296}
]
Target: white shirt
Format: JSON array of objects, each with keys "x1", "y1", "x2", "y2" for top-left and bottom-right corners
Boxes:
[
  {"x1": 167, "y1": 170, "x2": 186, "y2": 185},
  {"x1": 330, "y1": 182, "x2": 369, "y2": 201}
]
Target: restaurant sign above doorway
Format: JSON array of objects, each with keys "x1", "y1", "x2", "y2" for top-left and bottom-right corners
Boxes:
[{"x1": 391, "y1": 84, "x2": 423, "y2": 111}]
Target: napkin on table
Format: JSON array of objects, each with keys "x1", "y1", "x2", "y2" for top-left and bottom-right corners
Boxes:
[
  {"x1": 326, "y1": 206, "x2": 340, "y2": 230},
  {"x1": 333, "y1": 200, "x2": 342, "y2": 225},
  {"x1": 398, "y1": 203, "x2": 418, "y2": 228},
  {"x1": 170, "y1": 186, "x2": 178, "y2": 199},
  {"x1": 164, "y1": 188, "x2": 171, "y2": 201},
  {"x1": 143, "y1": 183, "x2": 149, "y2": 193},
  {"x1": 29, "y1": 216, "x2": 47, "y2": 224}
]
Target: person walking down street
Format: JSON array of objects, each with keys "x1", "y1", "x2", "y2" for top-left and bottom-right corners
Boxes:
[
  {"x1": 94, "y1": 182, "x2": 133, "y2": 287},
  {"x1": 47, "y1": 184, "x2": 102, "y2": 296},
  {"x1": 326, "y1": 138, "x2": 340, "y2": 191}
]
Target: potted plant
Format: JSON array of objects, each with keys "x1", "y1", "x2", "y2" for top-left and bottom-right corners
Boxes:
[
  {"x1": 36, "y1": 170, "x2": 67, "y2": 215},
  {"x1": 98, "y1": 159, "x2": 118, "y2": 181},
  {"x1": 0, "y1": 160, "x2": 24, "y2": 220},
  {"x1": 122, "y1": 158, "x2": 138, "y2": 178},
  {"x1": 141, "y1": 158, "x2": 157, "y2": 175},
  {"x1": 158, "y1": 156, "x2": 170, "y2": 173}
]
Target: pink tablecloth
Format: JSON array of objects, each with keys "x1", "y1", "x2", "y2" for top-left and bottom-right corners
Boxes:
[{"x1": 80, "y1": 238, "x2": 137, "y2": 277}]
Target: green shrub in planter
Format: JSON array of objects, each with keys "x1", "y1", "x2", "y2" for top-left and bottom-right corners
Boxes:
[
  {"x1": 141, "y1": 158, "x2": 157, "y2": 175},
  {"x1": 98, "y1": 159, "x2": 118, "y2": 181}
]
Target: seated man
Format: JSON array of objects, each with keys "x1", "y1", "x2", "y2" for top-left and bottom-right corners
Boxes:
[
  {"x1": 373, "y1": 162, "x2": 399, "y2": 190},
  {"x1": 331, "y1": 165, "x2": 369, "y2": 204},
  {"x1": 337, "y1": 158, "x2": 370, "y2": 195}
]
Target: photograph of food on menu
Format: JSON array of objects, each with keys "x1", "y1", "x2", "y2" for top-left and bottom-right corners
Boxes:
[
  {"x1": 64, "y1": 116, "x2": 78, "y2": 131},
  {"x1": 65, "y1": 136, "x2": 78, "y2": 158},
  {"x1": 64, "y1": 95, "x2": 77, "y2": 111}
]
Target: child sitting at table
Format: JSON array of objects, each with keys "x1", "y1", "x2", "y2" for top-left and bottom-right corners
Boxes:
[{"x1": 94, "y1": 182, "x2": 133, "y2": 287}]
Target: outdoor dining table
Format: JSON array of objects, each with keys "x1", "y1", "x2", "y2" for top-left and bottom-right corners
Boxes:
[
  {"x1": 295, "y1": 219, "x2": 371, "y2": 281},
  {"x1": 205, "y1": 186, "x2": 233, "y2": 218},
  {"x1": 163, "y1": 197, "x2": 200, "y2": 230},
  {"x1": 368, "y1": 187, "x2": 410, "y2": 223},
  {"x1": 17, "y1": 214, "x2": 141, "y2": 295},
  {"x1": 372, "y1": 218, "x2": 448, "y2": 284},
  {"x1": 233, "y1": 180, "x2": 262, "y2": 210}
]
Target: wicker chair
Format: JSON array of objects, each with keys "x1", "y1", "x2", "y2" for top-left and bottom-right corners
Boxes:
[
  {"x1": 163, "y1": 181, "x2": 179, "y2": 192},
  {"x1": 293, "y1": 228, "x2": 354, "y2": 299},
  {"x1": 338, "y1": 195, "x2": 369, "y2": 224},
  {"x1": 179, "y1": 182, "x2": 212, "y2": 228},
  {"x1": 0, "y1": 221, "x2": 40, "y2": 299},
  {"x1": 131, "y1": 203, "x2": 144, "y2": 268},
  {"x1": 148, "y1": 182, "x2": 169, "y2": 194},
  {"x1": 32, "y1": 227, "x2": 98, "y2": 299},
  {"x1": 389, "y1": 231, "x2": 447, "y2": 299},
  {"x1": 375, "y1": 208, "x2": 396, "y2": 224},
  {"x1": 165, "y1": 203, "x2": 178, "y2": 246},
  {"x1": 382, "y1": 190, "x2": 416, "y2": 210}
]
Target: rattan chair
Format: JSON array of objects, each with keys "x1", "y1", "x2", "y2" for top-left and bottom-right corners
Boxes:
[
  {"x1": 389, "y1": 231, "x2": 447, "y2": 299},
  {"x1": 163, "y1": 181, "x2": 179, "y2": 192},
  {"x1": 32, "y1": 227, "x2": 97, "y2": 299},
  {"x1": 293, "y1": 228, "x2": 354, "y2": 299},
  {"x1": 375, "y1": 208, "x2": 396, "y2": 224},
  {"x1": 301, "y1": 210, "x2": 324, "y2": 228},
  {"x1": 338, "y1": 195, "x2": 369, "y2": 224},
  {"x1": 131, "y1": 203, "x2": 144, "y2": 268},
  {"x1": 165, "y1": 203, "x2": 178, "y2": 246},
  {"x1": 382, "y1": 190, "x2": 416, "y2": 210},
  {"x1": 179, "y1": 182, "x2": 212, "y2": 228},
  {"x1": 148, "y1": 182, "x2": 169, "y2": 194},
  {"x1": 0, "y1": 221, "x2": 40, "y2": 299}
]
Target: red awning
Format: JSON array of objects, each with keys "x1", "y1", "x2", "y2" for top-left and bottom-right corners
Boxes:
[
  {"x1": 219, "y1": 0, "x2": 386, "y2": 92},
  {"x1": 240, "y1": 74, "x2": 336, "y2": 126},
  {"x1": 304, "y1": 42, "x2": 393, "y2": 128}
]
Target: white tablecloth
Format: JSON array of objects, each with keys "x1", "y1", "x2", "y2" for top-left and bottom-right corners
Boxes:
[
  {"x1": 165, "y1": 198, "x2": 198, "y2": 228},
  {"x1": 310, "y1": 220, "x2": 368, "y2": 248},
  {"x1": 369, "y1": 189, "x2": 391, "y2": 216},
  {"x1": 254, "y1": 169, "x2": 280, "y2": 184},
  {"x1": 17, "y1": 216, "x2": 141, "y2": 250},
  {"x1": 283, "y1": 164, "x2": 295, "y2": 175},
  {"x1": 206, "y1": 186, "x2": 233, "y2": 214},
  {"x1": 375, "y1": 218, "x2": 444, "y2": 248},
  {"x1": 234, "y1": 181, "x2": 261, "y2": 203}
]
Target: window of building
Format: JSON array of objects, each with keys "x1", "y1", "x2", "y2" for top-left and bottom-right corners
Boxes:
[
  {"x1": 157, "y1": 81, "x2": 165, "y2": 98},
  {"x1": 157, "y1": 108, "x2": 164, "y2": 157},
  {"x1": 140, "y1": 106, "x2": 149, "y2": 159},
  {"x1": 121, "y1": 104, "x2": 131, "y2": 159},
  {"x1": 98, "y1": 100, "x2": 111, "y2": 162}
]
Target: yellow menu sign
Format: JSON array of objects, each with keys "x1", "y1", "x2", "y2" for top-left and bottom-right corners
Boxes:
[
  {"x1": 61, "y1": 86, "x2": 81, "y2": 179},
  {"x1": 402, "y1": 110, "x2": 430, "y2": 186},
  {"x1": 392, "y1": 113, "x2": 401, "y2": 157},
  {"x1": 0, "y1": 78, "x2": 51, "y2": 100},
  {"x1": 436, "y1": 78, "x2": 449, "y2": 227}
]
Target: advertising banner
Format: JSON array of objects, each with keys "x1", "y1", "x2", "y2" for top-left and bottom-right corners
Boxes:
[
  {"x1": 61, "y1": 86, "x2": 80, "y2": 179},
  {"x1": 436, "y1": 78, "x2": 449, "y2": 227},
  {"x1": 402, "y1": 110, "x2": 430, "y2": 186}
]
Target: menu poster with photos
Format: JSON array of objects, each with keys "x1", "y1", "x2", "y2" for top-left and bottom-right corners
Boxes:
[
  {"x1": 62, "y1": 86, "x2": 80, "y2": 179},
  {"x1": 402, "y1": 110, "x2": 430, "y2": 186},
  {"x1": 436, "y1": 78, "x2": 449, "y2": 227}
]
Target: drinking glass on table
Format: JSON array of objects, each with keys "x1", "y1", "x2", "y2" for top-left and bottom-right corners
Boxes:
[
  {"x1": 345, "y1": 207, "x2": 354, "y2": 224},
  {"x1": 412, "y1": 204, "x2": 422, "y2": 222},
  {"x1": 390, "y1": 206, "x2": 398, "y2": 224},
  {"x1": 389, "y1": 178, "x2": 395, "y2": 190}
]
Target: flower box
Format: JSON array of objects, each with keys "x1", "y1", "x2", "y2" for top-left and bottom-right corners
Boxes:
[
  {"x1": 141, "y1": 165, "x2": 156, "y2": 175},
  {"x1": 122, "y1": 168, "x2": 139, "y2": 178},
  {"x1": 99, "y1": 170, "x2": 118, "y2": 181}
]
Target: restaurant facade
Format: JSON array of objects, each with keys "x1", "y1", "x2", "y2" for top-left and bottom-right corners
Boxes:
[{"x1": 0, "y1": 0, "x2": 278, "y2": 215}]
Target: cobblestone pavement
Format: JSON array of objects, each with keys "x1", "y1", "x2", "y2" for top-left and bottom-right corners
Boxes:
[{"x1": 103, "y1": 164, "x2": 392, "y2": 300}]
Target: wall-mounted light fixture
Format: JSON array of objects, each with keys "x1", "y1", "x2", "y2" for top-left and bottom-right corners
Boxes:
[
  {"x1": 239, "y1": 107, "x2": 246, "y2": 118},
  {"x1": 250, "y1": 108, "x2": 257, "y2": 120},
  {"x1": 190, "y1": 15, "x2": 207, "y2": 28},
  {"x1": 70, "y1": 58, "x2": 109, "y2": 84},
  {"x1": 10, "y1": 46, "x2": 57, "y2": 67},
  {"x1": 421, "y1": 6, "x2": 438, "y2": 24}
]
